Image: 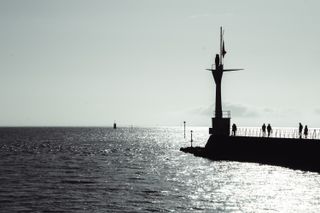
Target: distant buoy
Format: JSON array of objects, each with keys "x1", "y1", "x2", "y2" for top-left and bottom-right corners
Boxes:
[{"x1": 113, "y1": 121, "x2": 117, "y2": 129}]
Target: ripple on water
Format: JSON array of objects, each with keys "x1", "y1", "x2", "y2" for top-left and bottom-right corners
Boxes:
[{"x1": 0, "y1": 127, "x2": 320, "y2": 212}]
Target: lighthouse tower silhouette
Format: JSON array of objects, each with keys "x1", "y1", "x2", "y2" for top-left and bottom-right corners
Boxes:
[{"x1": 207, "y1": 27, "x2": 242, "y2": 136}]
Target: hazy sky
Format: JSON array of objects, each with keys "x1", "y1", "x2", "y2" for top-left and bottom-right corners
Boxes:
[{"x1": 1, "y1": 0, "x2": 320, "y2": 127}]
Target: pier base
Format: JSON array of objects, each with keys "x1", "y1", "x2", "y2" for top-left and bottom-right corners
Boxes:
[
  {"x1": 181, "y1": 135, "x2": 320, "y2": 173},
  {"x1": 209, "y1": 117, "x2": 230, "y2": 136}
]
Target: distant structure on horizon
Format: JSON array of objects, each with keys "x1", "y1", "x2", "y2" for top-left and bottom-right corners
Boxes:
[
  {"x1": 113, "y1": 121, "x2": 117, "y2": 129},
  {"x1": 206, "y1": 27, "x2": 243, "y2": 136}
]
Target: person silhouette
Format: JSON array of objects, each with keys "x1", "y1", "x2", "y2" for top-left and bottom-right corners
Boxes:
[
  {"x1": 232, "y1": 123, "x2": 237, "y2": 136},
  {"x1": 262, "y1": 123, "x2": 266, "y2": 137},
  {"x1": 267, "y1": 124, "x2": 272, "y2": 137},
  {"x1": 299, "y1": 122, "x2": 303, "y2": 139},
  {"x1": 304, "y1": 125, "x2": 308, "y2": 139}
]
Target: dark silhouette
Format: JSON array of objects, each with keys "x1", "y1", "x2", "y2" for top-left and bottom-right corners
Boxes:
[
  {"x1": 180, "y1": 26, "x2": 320, "y2": 174},
  {"x1": 215, "y1": 54, "x2": 219, "y2": 69},
  {"x1": 181, "y1": 135, "x2": 320, "y2": 173},
  {"x1": 304, "y1": 125, "x2": 308, "y2": 139},
  {"x1": 299, "y1": 123, "x2": 303, "y2": 138},
  {"x1": 262, "y1": 123, "x2": 266, "y2": 137},
  {"x1": 232, "y1": 123, "x2": 237, "y2": 136},
  {"x1": 206, "y1": 27, "x2": 243, "y2": 136},
  {"x1": 183, "y1": 121, "x2": 186, "y2": 139},
  {"x1": 190, "y1": 130, "x2": 193, "y2": 147},
  {"x1": 267, "y1": 124, "x2": 272, "y2": 137},
  {"x1": 113, "y1": 121, "x2": 117, "y2": 129}
]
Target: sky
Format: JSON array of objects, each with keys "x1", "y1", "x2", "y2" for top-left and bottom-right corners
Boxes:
[{"x1": 1, "y1": 0, "x2": 320, "y2": 127}]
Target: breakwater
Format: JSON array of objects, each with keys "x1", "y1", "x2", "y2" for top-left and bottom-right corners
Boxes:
[{"x1": 181, "y1": 135, "x2": 320, "y2": 173}]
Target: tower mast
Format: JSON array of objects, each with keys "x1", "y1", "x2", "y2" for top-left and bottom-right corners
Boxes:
[
  {"x1": 220, "y1": 26, "x2": 223, "y2": 66},
  {"x1": 207, "y1": 27, "x2": 243, "y2": 136}
]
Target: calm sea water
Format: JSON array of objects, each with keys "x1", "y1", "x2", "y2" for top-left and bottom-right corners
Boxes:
[{"x1": 0, "y1": 127, "x2": 320, "y2": 212}]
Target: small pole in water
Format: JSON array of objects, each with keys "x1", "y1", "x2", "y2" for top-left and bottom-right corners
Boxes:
[
  {"x1": 183, "y1": 121, "x2": 186, "y2": 139},
  {"x1": 190, "y1": 130, "x2": 193, "y2": 147}
]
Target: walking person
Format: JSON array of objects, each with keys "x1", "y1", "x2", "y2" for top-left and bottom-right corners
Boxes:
[
  {"x1": 267, "y1": 124, "x2": 272, "y2": 137},
  {"x1": 232, "y1": 123, "x2": 237, "y2": 136},
  {"x1": 262, "y1": 123, "x2": 266, "y2": 137},
  {"x1": 299, "y1": 122, "x2": 303, "y2": 139},
  {"x1": 304, "y1": 125, "x2": 308, "y2": 139}
]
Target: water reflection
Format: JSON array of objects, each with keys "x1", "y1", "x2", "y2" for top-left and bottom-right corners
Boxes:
[{"x1": 0, "y1": 127, "x2": 319, "y2": 212}]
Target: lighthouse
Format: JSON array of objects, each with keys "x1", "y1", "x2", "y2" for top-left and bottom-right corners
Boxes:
[{"x1": 207, "y1": 27, "x2": 242, "y2": 136}]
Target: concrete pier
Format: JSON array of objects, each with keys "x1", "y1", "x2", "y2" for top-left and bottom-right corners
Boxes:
[
  {"x1": 181, "y1": 135, "x2": 320, "y2": 173},
  {"x1": 181, "y1": 27, "x2": 320, "y2": 173}
]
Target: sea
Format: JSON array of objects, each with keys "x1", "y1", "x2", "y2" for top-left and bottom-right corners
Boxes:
[{"x1": 1, "y1": 127, "x2": 320, "y2": 212}]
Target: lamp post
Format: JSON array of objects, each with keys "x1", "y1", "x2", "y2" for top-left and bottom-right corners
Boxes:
[{"x1": 183, "y1": 121, "x2": 186, "y2": 139}]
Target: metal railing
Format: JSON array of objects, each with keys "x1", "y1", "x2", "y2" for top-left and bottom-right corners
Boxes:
[
  {"x1": 214, "y1": 111, "x2": 231, "y2": 118},
  {"x1": 231, "y1": 127, "x2": 320, "y2": 140}
]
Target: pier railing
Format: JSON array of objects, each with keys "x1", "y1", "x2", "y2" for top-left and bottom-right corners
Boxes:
[
  {"x1": 214, "y1": 111, "x2": 231, "y2": 118},
  {"x1": 232, "y1": 127, "x2": 320, "y2": 140}
]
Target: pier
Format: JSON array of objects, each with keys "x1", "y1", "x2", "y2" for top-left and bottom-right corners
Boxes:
[
  {"x1": 232, "y1": 127, "x2": 320, "y2": 139},
  {"x1": 180, "y1": 27, "x2": 320, "y2": 173}
]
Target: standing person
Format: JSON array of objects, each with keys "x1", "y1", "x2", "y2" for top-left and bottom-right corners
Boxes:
[
  {"x1": 232, "y1": 123, "x2": 237, "y2": 136},
  {"x1": 304, "y1": 125, "x2": 308, "y2": 139},
  {"x1": 299, "y1": 122, "x2": 303, "y2": 139},
  {"x1": 262, "y1": 123, "x2": 266, "y2": 137},
  {"x1": 267, "y1": 124, "x2": 272, "y2": 137}
]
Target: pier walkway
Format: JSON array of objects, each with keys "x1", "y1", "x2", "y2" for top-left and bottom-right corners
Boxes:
[{"x1": 233, "y1": 127, "x2": 320, "y2": 140}]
